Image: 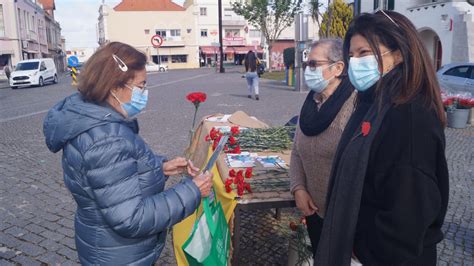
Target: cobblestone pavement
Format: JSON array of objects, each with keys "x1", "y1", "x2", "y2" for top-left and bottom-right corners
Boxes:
[{"x1": 0, "y1": 68, "x2": 473, "y2": 265}]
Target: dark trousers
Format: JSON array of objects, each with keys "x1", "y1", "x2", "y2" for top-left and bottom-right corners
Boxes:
[{"x1": 306, "y1": 213, "x2": 324, "y2": 258}]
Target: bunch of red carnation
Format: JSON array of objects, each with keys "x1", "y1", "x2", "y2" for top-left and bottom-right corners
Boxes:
[
  {"x1": 205, "y1": 126, "x2": 241, "y2": 154},
  {"x1": 224, "y1": 167, "x2": 252, "y2": 196}
]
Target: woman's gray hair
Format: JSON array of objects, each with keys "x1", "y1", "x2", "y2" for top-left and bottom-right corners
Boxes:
[{"x1": 310, "y1": 38, "x2": 343, "y2": 62}]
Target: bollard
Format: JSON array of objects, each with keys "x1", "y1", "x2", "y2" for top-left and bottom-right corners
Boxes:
[{"x1": 71, "y1": 67, "x2": 77, "y2": 86}]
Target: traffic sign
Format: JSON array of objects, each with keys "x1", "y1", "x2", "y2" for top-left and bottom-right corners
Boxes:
[
  {"x1": 151, "y1": 34, "x2": 164, "y2": 48},
  {"x1": 68, "y1": 56, "x2": 79, "y2": 67},
  {"x1": 302, "y1": 49, "x2": 309, "y2": 62}
]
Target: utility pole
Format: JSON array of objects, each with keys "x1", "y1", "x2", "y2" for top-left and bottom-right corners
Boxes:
[{"x1": 218, "y1": 0, "x2": 225, "y2": 73}]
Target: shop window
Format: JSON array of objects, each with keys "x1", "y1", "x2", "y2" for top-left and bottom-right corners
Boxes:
[
  {"x1": 171, "y1": 55, "x2": 187, "y2": 63},
  {"x1": 160, "y1": 55, "x2": 169, "y2": 63}
]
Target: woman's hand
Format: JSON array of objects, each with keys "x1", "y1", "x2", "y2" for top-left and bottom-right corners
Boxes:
[
  {"x1": 294, "y1": 189, "x2": 318, "y2": 216},
  {"x1": 192, "y1": 171, "x2": 213, "y2": 197},
  {"x1": 163, "y1": 157, "x2": 187, "y2": 176}
]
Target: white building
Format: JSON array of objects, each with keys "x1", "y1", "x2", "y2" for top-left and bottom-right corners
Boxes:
[{"x1": 355, "y1": 0, "x2": 474, "y2": 69}]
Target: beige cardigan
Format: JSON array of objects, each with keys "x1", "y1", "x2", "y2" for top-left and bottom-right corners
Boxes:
[{"x1": 290, "y1": 91, "x2": 356, "y2": 218}]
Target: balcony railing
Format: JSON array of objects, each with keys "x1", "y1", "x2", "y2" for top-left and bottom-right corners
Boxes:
[{"x1": 407, "y1": 0, "x2": 450, "y2": 11}]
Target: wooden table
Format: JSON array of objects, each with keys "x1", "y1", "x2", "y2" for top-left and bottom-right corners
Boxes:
[{"x1": 188, "y1": 113, "x2": 296, "y2": 265}]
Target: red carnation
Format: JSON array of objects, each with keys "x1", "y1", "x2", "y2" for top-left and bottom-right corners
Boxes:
[
  {"x1": 186, "y1": 92, "x2": 207, "y2": 105},
  {"x1": 204, "y1": 135, "x2": 210, "y2": 142},
  {"x1": 229, "y1": 136, "x2": 237, "y2": 146},
  {"x1": 231, "y1": 126, "x2": 240, "y2": 135},
  {"x1": 237, "y1": 186, "x2": 244, "y2": 196},
  {"x1": 232, "y1": 146, "x2": 241, "y2": 154},
  {"x1": 229, "y1": 169, "x2": 236, "y2": 178},
  {"x1": 244, "y1": 183, "x2": 252, "y2": 193},
  {"x1": 245, "y1": 167, "x2": 253, "y2": 179},
  {"x1": 361, "y1": 122, "x2": 371, "y2": 137},
  {"x1": 225, "y1": 185, "x2": 232, "y2": 193},
  {"x1": 209, "y1": 128, "x2": 218, "y2": 140},
  {"x1": 225, "y1": 178, "x2": 233, "y2": 186},
  {"x1": 236, "y1": 170, "x2": 244, "y2": 181}
]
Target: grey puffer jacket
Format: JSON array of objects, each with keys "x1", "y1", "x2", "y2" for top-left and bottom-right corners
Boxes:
[{"x1": 43, "y1": 93, "x2": 201, "y2": 265}]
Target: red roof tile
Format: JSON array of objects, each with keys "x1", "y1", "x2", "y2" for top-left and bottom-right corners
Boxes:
[
  {"x1": 37, "y1": 0, "x2": 55, "y2": 10},
  {"x1": 114, "y1": 0, "x2": 185, "y2": 11}
]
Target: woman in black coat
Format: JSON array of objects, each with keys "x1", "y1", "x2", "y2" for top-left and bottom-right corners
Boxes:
[{"x1": 315, "y1": 11, "x2": 449, "y2": 266}]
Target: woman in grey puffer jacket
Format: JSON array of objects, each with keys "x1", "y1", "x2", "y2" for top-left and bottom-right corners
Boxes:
[{"x1": 43, "y1": 42, "x2": 213, "y2": 265}]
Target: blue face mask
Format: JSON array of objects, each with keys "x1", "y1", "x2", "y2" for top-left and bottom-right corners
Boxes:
[
  {"x1": 304, "y1": 64, "x2": 334, "y2": 93},
  {"x1": 348, "y1": 51, "x2": 392, "y2": 92},
  {"x1": 113, "y1": 85, "x2": 148, "y2": 118},
  {"x1": 348, "y1": 55, "x2": 380, "y2": 92}
]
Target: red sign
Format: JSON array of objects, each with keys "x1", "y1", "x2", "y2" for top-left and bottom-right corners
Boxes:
[
  {"x1": 223, "y1": 37, "x2": 245, "y2": 46},
  {"x1": 151, "y1": 34, "x2": 164, "y2": 48}
]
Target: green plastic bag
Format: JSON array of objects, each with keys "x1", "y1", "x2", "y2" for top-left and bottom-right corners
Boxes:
[{"x1": 182, "y1": 197, "x2": 230, "y2": 266}]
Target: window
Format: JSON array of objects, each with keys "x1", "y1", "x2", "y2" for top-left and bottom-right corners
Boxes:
[
  {"x1": 40, "y1": 62, "x2": 47, "y2": 71},
  {"x1": 373, "y1": 0, "x2": 379, "y2": 10},
  {"x1": 249, "y1": 30, "x2": 260, "y2": 38},
  {"x1": 160, "y1": 55, "x2": 169, "y2": 63},
  {"x1": 386, "y1": 0, "x2": 395, "y2": 10},
  {"x1": 0, "y1": 5, "x2": 5, "y2": 37},
  {"x1": 170, "y1": 29, "x2": 181, "y2": 37},
  {"x1": 225, "y1": 29, "x2": 240, "y2": 37},
  {"x1": 444, "y1": 66, "x2": 470, "y2": 78},
  {"x1": 144, "y1": 29, "x2": 150, "y2": 34},
  {"x1": 171, "y1": 55, "x2": 187, "y2": 63},
  {"x1": 200, "y1": 7, "x2": 207, "y2": 16},
  {"x1": 155, "y1": 30, "x2": 166, "y2": 37},
  {"x1": 201, "y1": 29, "x2": 208, "y2": 37}
]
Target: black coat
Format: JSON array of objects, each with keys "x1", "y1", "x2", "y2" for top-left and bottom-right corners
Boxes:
[{"x1": 352, "y1": 96, "x2": 449, "y2": 265}]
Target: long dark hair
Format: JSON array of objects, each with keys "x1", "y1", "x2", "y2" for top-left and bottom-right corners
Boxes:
[
  {"x1": 245, "y1": 51, "x2": 257, "y2": 72},
  {"x1": 343, "y1": 11, "x2": 446, "y2": 126}
]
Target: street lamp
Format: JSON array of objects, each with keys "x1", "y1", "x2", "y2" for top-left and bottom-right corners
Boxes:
[{"x1": 218, "y1": 0, "x2": 225, "y2": 73}]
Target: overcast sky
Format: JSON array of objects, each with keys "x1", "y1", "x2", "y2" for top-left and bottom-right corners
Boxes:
[{"x1": 55, "y1": 0, "x2": 185, "y2": 50}]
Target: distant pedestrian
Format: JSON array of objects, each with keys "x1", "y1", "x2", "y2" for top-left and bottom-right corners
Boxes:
[
  {"x1": 4, "y1": 65, "x2": 10, "y2": 80},
  {"x1": 315, "y1": 10, "x2": 449, "y2": 266},
  {"x1": 244, "y1": 51, "x2": 260, "y2": 100},
  {"x1": 43, "y1": 42, "x2": 213, "y2": 265}
]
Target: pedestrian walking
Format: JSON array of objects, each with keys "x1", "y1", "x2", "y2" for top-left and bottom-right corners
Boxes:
[
  {"x1": 315, "y1": 10, "x2": 449, "y2": 266},
  {"x1": 244, "y1": 51, "x2": 260, "y2": 100},
  {"x1": 4, "y1": 65, "x2": 10, "y2": 80},
  {"x1": 290, "y1": 38, "x2": 355, "y2": 258},
  {"x1": 43, "y1": 42, "x2": 213, "y2": 265}
]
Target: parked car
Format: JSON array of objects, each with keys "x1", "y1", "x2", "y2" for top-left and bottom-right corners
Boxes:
[
  {"x1": 145, "y1": 62, "x2": 168, "y2": 72},
  {"x1": 10, "y1": 58, "x2": 58, "y2": 89},
  {"x1": 437, "y1": 62, "x2": 474, "y2": 93}
]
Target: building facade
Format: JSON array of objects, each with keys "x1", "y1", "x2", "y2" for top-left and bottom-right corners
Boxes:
[
  {"x1": 98, "y1": 0, "x2": 319, "y2": 70},
  {"x1": 355, "y1": 0, "x2": 474, "y2": 68},
  {"x1": 38, "y1": 0, "x2": 65, "y2": 73},
  {"x1": 0, "y1": 0, "x2": 64, "y2": 79},
  {"x1": 98, "y1": 0, "x2": 199, "y2": 69}
]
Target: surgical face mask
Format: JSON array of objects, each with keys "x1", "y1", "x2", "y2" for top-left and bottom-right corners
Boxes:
[
  {"x1": 304, "y1": 63, "x2": 335, "y2": 93},
  {"x1": 112, "y1": 85, "x2": 148, "y2": 117},
  {"x1": 348, "y1": 51, "x2": 391, "y2": 92}
]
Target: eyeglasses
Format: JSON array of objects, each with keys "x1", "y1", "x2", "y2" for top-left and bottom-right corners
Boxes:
[
  {"x1": 307, "y1": 60, "x2": 334, "y2": 71},
  {"x1": 375, "y1": 9, "x2": 400, "y2": 28}
]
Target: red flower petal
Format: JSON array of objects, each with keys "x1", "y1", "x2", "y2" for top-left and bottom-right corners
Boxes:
[
  {"x1": 231, "y1": 126, "x2": 240, "y2": 135},
  {"x1": 229, "y1": 169, "x2": 236, "y2": 177},
  {"x1": 245, "y1": 167, "x2": 253, "y2": 179},
  {"x1": 361, "y1": 122, "x2": 371, "y2": 137},
  {"x1": 229, "y1": 136, "x2": 237, "y2": 145},
  {"x1": 225, "y1": 185, "x2": 233, "y2": 193}
]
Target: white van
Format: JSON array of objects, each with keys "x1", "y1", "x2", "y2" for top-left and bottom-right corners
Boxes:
[{"x1": 10, "y1": 58, "x2": 58, "y2": 89}]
